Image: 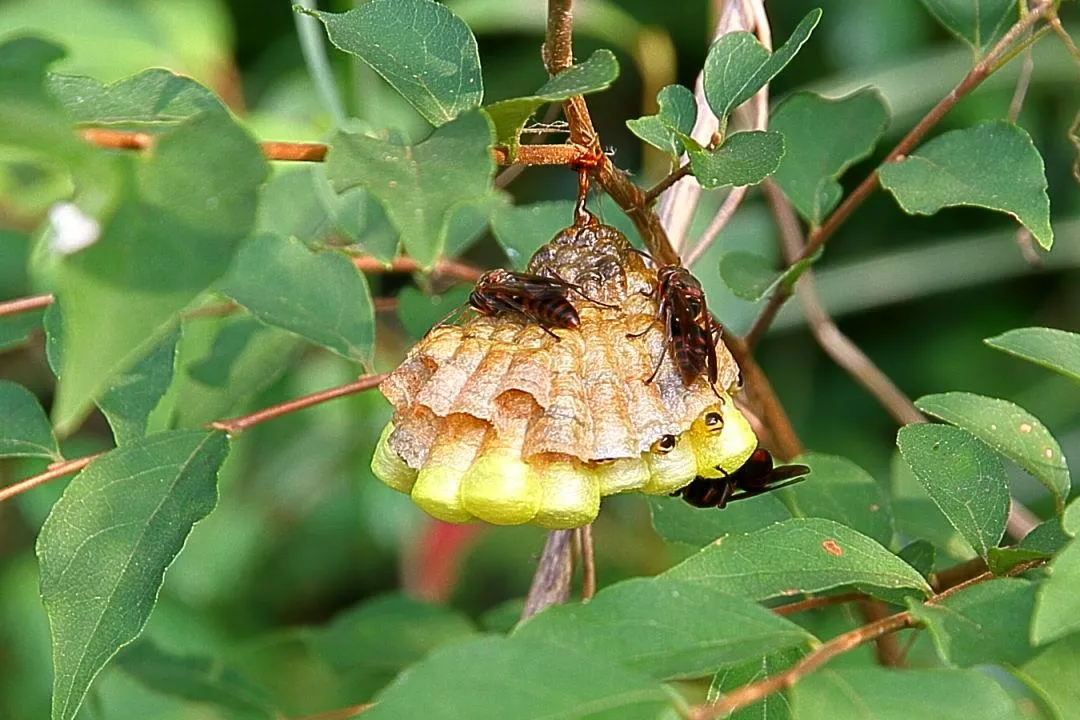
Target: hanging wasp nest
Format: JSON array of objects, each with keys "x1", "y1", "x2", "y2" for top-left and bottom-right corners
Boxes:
[{"x1": 372, "y1": 220, "x2": 759, "y2": 528}]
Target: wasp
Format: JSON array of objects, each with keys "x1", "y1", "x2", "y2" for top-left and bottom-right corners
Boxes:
[
  {"x1": 467, "y1": 269, "x2": 610, "y2": 338},
  {"x1": 631, "y1": 261, "x2": 723, "y2": 389},
  {"x1": 673, "y1": 447, "x2": 810, "y2": 509}
]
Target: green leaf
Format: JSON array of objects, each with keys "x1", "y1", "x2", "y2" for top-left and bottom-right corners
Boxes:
[
  {"x1": 37, "y1": 429, "x2": 229, "y2": 720},
  {"x1": 0, "y1": 380, "x2": 59, "y2": 460},
  {"x1": 1031, "y1": 538, "x2": 1080, "y2": 646},
  {"x1": 310, "y1": 594, "x2": 476, "y2": 673},
  {"x1": 710, "y1": 647, "x2": 804, "y2": 720},
  {"x1": 703, "y1": 9, "x2": 821, "y2": 120},
  {"x1": 879, "y1": 121, "x2": 1053, "y2": 249},
  {"x1": 908, "y1": 578, "x2": 1038, "y2": 667},
  {"x1": 664, "y1": 518, "x2": 931, "y2": 601},
  {"x1": 491, "y1": 200, "x2": 575, "y2": 271},
  {"x1": 303, "y1": 0, "x2": 482, "y2": 126},
  {"x1": 167, "y1": 316, "x2": 305, "y2": 428},
  {"x1": 626, "y1": 84, "x2": 696, "y2": 157},
  {"x1": 898, "y1": 540, "x2": 936, "y2": 578},
  {"x1": 685, "y1": 130, "x2": 785, "y2": 189},
  {"x1": 513, "y1": 577, "x2": 814, "y2": 681},
  {"x1": 1066, "y1": 499, "x2": 1080, "y2": 537},
  {"x1": 54, "y1": 106, "x2": 267, "y2": 434},
  {"x1": 791, "y1": 667, "x2": 1022, "y2": 720},
  {"x1": 1017, "y1": 634, "x2": 1080, "y2": 718},
  {"x1": 897, "y1": 424, "x2": 1009, "y2": 558},
  {"x1": 784, "y1": 454, "x2": 893, "y2": 547},
  {"x1": 985, "y1": 327, "x2": 1080, "y2": 385},
  {"x1": 1019, "y1": 517, "x2": 1070, "y2": 555},
  {"x1": 326, "y1": 110, "x2": 495, "y2": 268},
  {"x1": 918, "y1": 0, "x2": 1015, "y2": 51},
  {"x1": 396, "y1": 286, "x2": 472, "y2": 340},
  {"x1": 986, "y1": 546, "x2": 1050, "y2": 576},
  {"x1": 486, "y1": 49, "x2": 619, "y2": 154},
  {"x1": 220, "y1": 233, "x2": 374, "y2": 364},
  {"x1": 48, "y1": 69, "x2": 225, "y2": 126},
  {"x1": 648, "y1": 494, "x2": 791, "y2": 548},
  {"x1": 916, "y1": 392, "x2": 1070, "y2": 513},
  {"x1": 362, "y1": 635, "x2": 670, "y2": 720},
  {"x1": 770, "y1": 89, "x2": 889, "y2": 224},
  {"x1": 97, "y1": 329, "x2": 179, "y2": 445},
  {"x1": 114, "y1": 641, "x2": 276, "y2": 719},
  {"x1": 718, "y1": 247, "x2": 821, "y2": 302}
]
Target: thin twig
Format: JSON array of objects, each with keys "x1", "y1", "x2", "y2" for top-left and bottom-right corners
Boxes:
[
  {"x1": 692, "y1": 559, "x2": 1047, "y2": 719},
  {"x1": 745, "y1": 0, "x2": 1057, "y2": 348},
  {"x1": 294, "y1": 0, "x2": 347, "y2": 126},
  {"x1": 350, "y1": 255, "x2": 484, "y2": 283},
  {"x1": 643, "y1": 164, "x2": 692, "y2": 206},
  {"x1": 0, "y1": 293, "x2": 54, "y2": 319},
  {"x1": 579, "y1": 524, "x2": 597, "y2": 601},
  {"x1": 209, "y1": 373, "x2": 386, "y2": 436},
  {"x1": 682, "y1": 186, "x2": 749, "y2": 268},
  {"x1": 773, "y1": 592, "x2": 863, "y2": 616},
  {"x1": 0, "y1": 453, "x2": 104, "y2": 504},
  {"x1": 520, "y1": 530, "x2": 575, "y2": 622}
]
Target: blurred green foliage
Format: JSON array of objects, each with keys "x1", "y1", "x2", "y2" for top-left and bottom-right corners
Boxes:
[{"x1": 0, "y1": 0, "x2": 1078, "y2": 718}]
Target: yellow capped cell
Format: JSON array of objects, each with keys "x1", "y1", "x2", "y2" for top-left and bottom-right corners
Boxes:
[
  {"x1": 411, "y1": 464, "x2": 475, "y2": 523},
  {"x1": 370, "y1": 422, "x2": 418, "y2": 493},
  {"x1": 643, "y1": 433, "x2": 697, "y2": 495},
  {"x1": 592, "y1": 456, "x2": 650, "y2": 495},
  {"x1": 531, "y1": 458, "x2": 601, "y2": 529},
  {"x1": 460, "y1": 450, "x2": 542, "y2": 525},
  {"x1": 688, "y1": 399, "x2": 756, "y2": 479}
]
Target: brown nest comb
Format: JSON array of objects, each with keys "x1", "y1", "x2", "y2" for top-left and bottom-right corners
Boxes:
[{"x1": 371, "y1": 218, "x2": 760, "y2": 528}]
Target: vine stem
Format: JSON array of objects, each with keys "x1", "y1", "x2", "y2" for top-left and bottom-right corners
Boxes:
[
  {"x1": 0, "y1": 374, "x2": 387, "y2": 504},
  {"x1": 0, "y1": 293, "x2": 54, "y2": 318},
  {"x1": 78, "y1": 128, "x2": 590, "y2": 167},
  {"x1": 690, "y1": 559, "x2": 1047, "y2": 719},
  {"x1": 745, "y1": 0, "x2": 1057, "y2": 349}
]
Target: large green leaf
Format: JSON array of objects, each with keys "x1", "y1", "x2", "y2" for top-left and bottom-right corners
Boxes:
[
  {"x1": 1016, "y1": 634, "x2": 1080, "y2": 718},
  {"x1": 1031, "y1": 538, "x2": 1080, "y2": 646},
  {"x1": 985, "y1": 327, "x2": 1080, "y2": 385},
  {"x1": 626, "y1": 84, "x2": 696, "y2": 157},
  {"x1": 648, "y1": 494, "x2": 791, "y2": 548},
  {"x1": 718, "y1": 247, "x2": 821, "y2": 302},
  {"x1": 908, "y1": 578, "x2": 1038, "y2": 667},
  {"x1": 897, "y1": 424, "x2": 1009, "y2": 558},
  {"x1": 0, "y1": 380, "x2": 59, "y2": 460},
  {"x1": 48, "y1": 69, "x2": 224, "y2": 127},
  {"x1": 54, "y1": 103, "x2": 267, "y2": 433},
  {"x1": 513, "y1": 577, "x2": 815, "y2": 681},
  {"x1": 916, "y1": 392, "x2": 1070, "y2": 513},
  {"x1": 37, "y1": 429, "x2": 229, "y2": 720},
  {"x1": 362, "y1": 636, "x2": 670, "y2": 719},
  {"x1": 770, "y1": 89, "x2": 889, "y2": 224},
  {"x1": 879, "y1": 121, "x2": 1053, "y2": 249},
  {"x1": 664, "y1": 518, "x2": 930, "y2": 601},
  {"x1": 486, "y1": 49, "x2": 619, "y2": 155},
  {"x1": 326, "y1": 110, "x2": 495, "y2": 268},
  {"x1": 703, "y1": 9, "x2": 821, "y2": 120},
  {"x1": 304, "y1": 0, "x2": 482, "y2": 126},
  {"x1": 685, "y1": 130, "x2": 785, "y2": 189},
  {"x1": 918, "y1": 0, "x2": 1015, "y2": 51},
  {"x1": 395, "y1": 286, "x2": 472, "y2": 340},
  {"x1": 784, "y1": 454, "x2": 893, "y2": 547},
  {"x1": 309, "y1": 594, "x2": 476, "y2": 673},
  {"x1": 790, "y1": 668, "x2": 1022, "y2": 720},
  {"x1": 220, "y1": 232, "x2": 375, "y2": 364},
  {"x1": 114, "y1": 641, "x2": 276, "y2": 719}
]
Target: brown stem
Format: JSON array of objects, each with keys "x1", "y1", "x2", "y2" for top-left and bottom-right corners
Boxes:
[
  {"x1": 79, "y1": 128, "x2": 589, "y2": 168},
  {"x1": 0, "y1": 293, "x2": 54, "y2": 319},
  {"x1": 682, "y1": 186, "x2": 749, "y2": 268},
  {"x1": 350, "y1": 255, "x2": 484, "y2": 283},
  {"x1": 692, "y1": 558, "x2": 1047, "y2": 719},
  {"x1": 745, "y1": 0, "x2": 1056, "y2": 347},
  {"x1": 643, "y1": 164, "x2": 692, "y2": 206},
  {"x1": 209, "y1": 373, "x2": 386, "y2": 436},
  {"x1": 520, "y1": 530, "x2": 575, "y2": 622},
  {"x1": 0, "y1": 453, "x2": 104, "y2": 504},
  {"x1": 773, "y1": 592, "x2": 863, "y2": 616},
  {"x1": 578, "y1": 523, "x2": 597, "y2": 601}
]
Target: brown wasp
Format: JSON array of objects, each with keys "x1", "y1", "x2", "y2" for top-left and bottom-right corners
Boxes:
[
  {"x1": 673, "y1": 447, "x2": 810, "y2": 509},
  {"x1": 631, "y1": 260, "x2": 723, "y2": 389},
  {"x1": 466, "y1": 269, "x2": 610, "y2": 338}
]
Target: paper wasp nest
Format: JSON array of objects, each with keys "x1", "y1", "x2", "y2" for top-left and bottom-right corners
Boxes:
[{"x1": 372, "y1": 221, "x2": 758, "y2": 528}]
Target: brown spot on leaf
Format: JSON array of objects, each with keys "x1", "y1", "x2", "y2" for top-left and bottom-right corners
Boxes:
[{"x1": 822, "y1": 539, "x2": 843, "y2": 557}]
